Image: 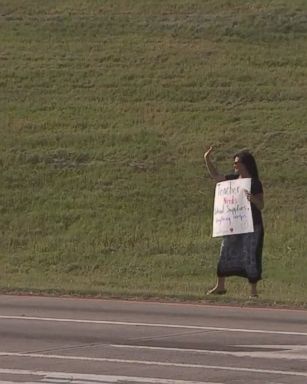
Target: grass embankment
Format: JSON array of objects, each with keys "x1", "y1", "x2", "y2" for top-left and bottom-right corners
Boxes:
[{"x1": 1, "y1": 1, "x2": 307, "y2": 307}]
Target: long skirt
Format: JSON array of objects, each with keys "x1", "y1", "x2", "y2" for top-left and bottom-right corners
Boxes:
[{"x1": 217, "y1": 225, "x2": 264, "y2": 284}]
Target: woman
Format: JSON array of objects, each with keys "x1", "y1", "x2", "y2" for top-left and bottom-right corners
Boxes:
[{"x1": 204, "y1": 146, "x2": 264, "y2": 298}]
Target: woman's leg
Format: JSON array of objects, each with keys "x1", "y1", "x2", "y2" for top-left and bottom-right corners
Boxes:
[
  {"x1": 207, "y1": 277, "x2": 226, "y2": 294},
  {"x1": 250, "y1": 282, "x2": 258, "y2": 297}
]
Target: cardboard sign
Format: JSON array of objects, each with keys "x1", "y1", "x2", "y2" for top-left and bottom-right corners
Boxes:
[{"x1": 212, "y1": 178, "x2": 254, "y2": 237}]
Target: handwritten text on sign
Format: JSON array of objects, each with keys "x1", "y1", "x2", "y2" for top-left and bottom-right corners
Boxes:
[{"x1": 212, "y1": 178, "x2": 254, "y2": 237}]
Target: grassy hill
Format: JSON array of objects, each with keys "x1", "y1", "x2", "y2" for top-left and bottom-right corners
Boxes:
[{"x1": 1, "y1": 0, "x2": 307, "y2": 306}]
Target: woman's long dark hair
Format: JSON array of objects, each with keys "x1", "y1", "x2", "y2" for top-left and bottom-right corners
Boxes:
[{"x1": 234, "y1": 150, "x2": 259, "y2": 179}]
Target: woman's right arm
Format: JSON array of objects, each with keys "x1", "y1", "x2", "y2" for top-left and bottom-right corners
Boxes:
[{"x1": 204, "y1": 146, "x2": 226, "y2": 183}]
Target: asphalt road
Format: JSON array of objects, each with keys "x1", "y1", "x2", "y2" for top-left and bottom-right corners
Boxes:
[{"x1": 0, "y1": 295, "x2": 307, "y2": 384}]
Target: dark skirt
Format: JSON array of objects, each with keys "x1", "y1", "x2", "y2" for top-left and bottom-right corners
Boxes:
[{"x1": 217, "y1": 225, "x2": 264, "y2": 284}]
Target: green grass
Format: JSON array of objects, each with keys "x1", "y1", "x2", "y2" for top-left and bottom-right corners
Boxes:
[{"x1": 1, "y1": 0, "x2": 307, "y2": 307}]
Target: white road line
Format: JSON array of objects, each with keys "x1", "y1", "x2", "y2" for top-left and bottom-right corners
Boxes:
[
  {"x1": 0, "y1": 368, "x2": 217, "y2": 384},
  {"x1": 0, "y1": 382, "x2": 36, "y2": 384},
  {"x1": 0, "y1": 352, "x2": 307, "y2": 377},
  {"x1": 0, "y1": 315, "x2": 307, "y2": 336},
  {"x1": 111, "y1": 344, "x2": 307, "y2": 361}
]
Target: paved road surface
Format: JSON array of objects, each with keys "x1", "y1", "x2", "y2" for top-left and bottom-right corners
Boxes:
[{"x1": 0, "y1": 295, "x2": 307, "y2": 383}]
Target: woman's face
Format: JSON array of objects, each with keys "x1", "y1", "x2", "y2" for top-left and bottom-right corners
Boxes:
[{"x1": 233, "y1": 156, "x2": 245, "y2": 175}]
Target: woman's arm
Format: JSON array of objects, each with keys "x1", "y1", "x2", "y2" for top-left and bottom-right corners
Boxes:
[
  {"x1": 245, "y1": 192, "x2": 264, "y2": 210},
  {"x1": 204, "y1": 146, "x2": 225, "y2": 183}
]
